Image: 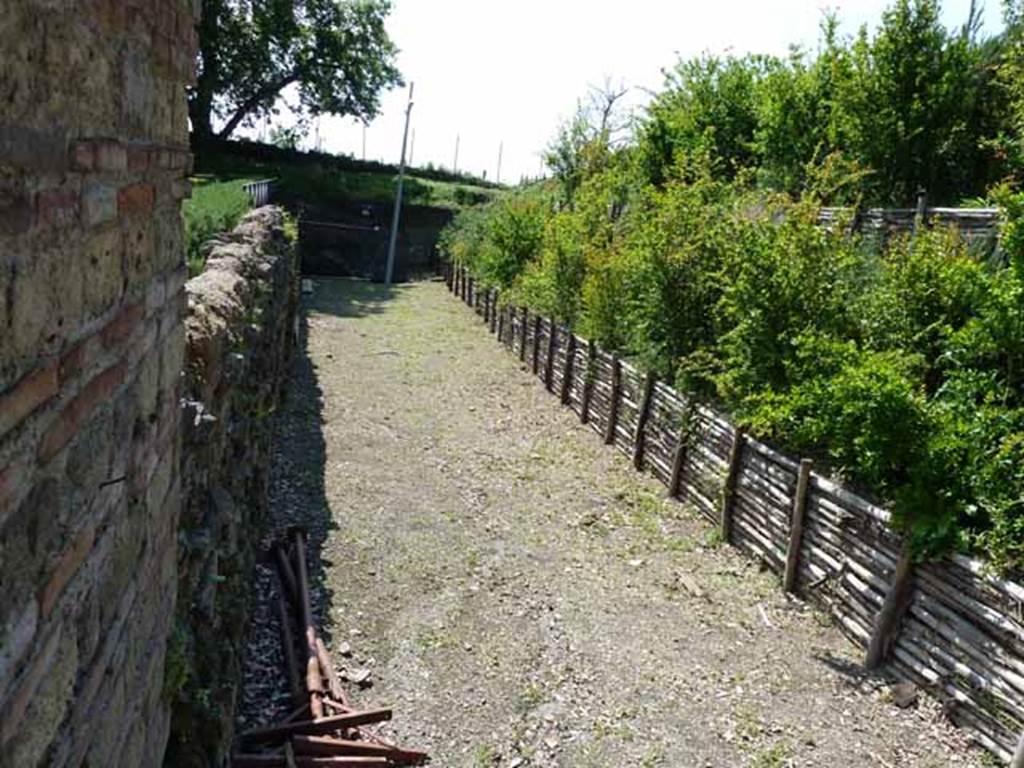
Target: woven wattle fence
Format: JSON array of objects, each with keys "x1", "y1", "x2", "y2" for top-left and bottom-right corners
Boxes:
[{"x1": 445, "y1": 262, "x2": 1024, "y2": 765}]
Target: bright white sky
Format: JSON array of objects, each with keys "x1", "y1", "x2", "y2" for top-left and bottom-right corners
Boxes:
[{"x1": 248, "y1": 0, "x2": 1006, "y2": 184}]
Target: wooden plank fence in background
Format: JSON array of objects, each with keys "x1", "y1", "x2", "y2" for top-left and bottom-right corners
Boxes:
[
  {"x1": 817, "y1": 204, "x2": 1000, "y2": 252},
  {"x1": 443, "y1": 262, "x2": 1024, "y2": 765}
]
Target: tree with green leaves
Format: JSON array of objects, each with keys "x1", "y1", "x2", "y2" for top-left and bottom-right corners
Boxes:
[{"x1": 189, "y1": 0, "x2": 402, "y2": 143}]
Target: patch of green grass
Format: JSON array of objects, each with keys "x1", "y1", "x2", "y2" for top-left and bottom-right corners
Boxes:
[
  {"x1": 196, "y1": 151, "x2": 496, "y2": 211},
  {"x1": 750, "y1": 741, "x2": 792, "y2": 767},
  {"x1": 473, "y1": 744, "x2": 497, "y2": 766},
  {"x1": 518, "y1": 682, "x2": 544, "y2": 711},
  {"x1": 183, "y1": 176, "x2": 254, "y2": 276}
]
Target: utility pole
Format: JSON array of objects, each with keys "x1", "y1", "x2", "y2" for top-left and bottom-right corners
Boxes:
[
  {"x1": 385, "y1": 82, "x2": 414, "y2": 285},
  {"x1": 409, "y1": 129, "x2": 415, "y2": 167},
  {"x1": 453, "y1": 134, "x2": 460, "y2": 175},
  {"x1": 496, "y1": 141, "x2": 503, "y2": 184},
  {"x1": 362, "y1": 122, "x2": 367, "y2": 161}
]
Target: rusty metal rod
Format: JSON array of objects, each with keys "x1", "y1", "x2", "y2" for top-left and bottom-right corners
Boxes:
[
  {"x1": 276, "y1": 588, "x2": 305, "y2": 708},
  {"x1": 292, "y1": 529, "x2": 325, "y2": 719},
  {"x1": 292, "y1": 735, "x2": 428, "y2": 765},
  {"x1": 315, "y1": 638, "x2": 348, "y2": 706},
  {"x1": 238, "y1": 709, "x2": 394, "y2": 744},
  {"x1": 232, "y1": 754, "x2": 388, "y2": 767},
  {"x1": 275, "y1": 543, "x2": 300, "y2": 605}
]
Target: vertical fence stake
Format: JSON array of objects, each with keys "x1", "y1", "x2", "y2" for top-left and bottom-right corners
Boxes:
[
  {"x1": 719, "y1": 426, "x2": 745, "y2": 544},
  {"x1": 519, "y1": 307, "x2": 529, "y2": 362},
  {"x1": 461, "y1": 267, "x2": 468, "y2": 302},
  {"x1": 668, "y1": 403, "x2": 697, "y2": 499},
  {"x1": 544, "y1": 320, "x2": 556, "y2": 391},
  {"x1": 489, "y1": 291, "x2": 498, "y2": 334},
  {"x1": 497, "y1": 303, "x2": 505, "y2": 343},
  {"x1": 531, "y1": 314, "x2": 541, "y2": 373},
  {"x1": 1011, "y1": 732, "x2": 1024, "y2": 768},
  {"x1": 604, "y1": 356, "x2": 621, "y2": 445},
  {"x1": 632, "y1": 372, "x2": 656, "y2": 470},
  {"x1": 783, "y1": 458, "x2": 813, "y2": 593},
  {"x1": 483, "y1": 287, "x2": 490, "y2": 323},
  {"x1": 560, "y1": 333, "x2": 576, "y2": 405},
  {"x1": 580, "y1": 340, "x2": 596, "y2": 424},
  {"x1": 866, "y1": 541, "x2": 916, "y2": 669}
]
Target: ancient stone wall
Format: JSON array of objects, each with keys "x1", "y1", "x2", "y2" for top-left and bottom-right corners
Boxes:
[
  {"x1": 0, "y1": 3, "x2": 197, "y2": 766},
  {"x1": 166, "y1": 207, "x2": 298, "y2": 767}
]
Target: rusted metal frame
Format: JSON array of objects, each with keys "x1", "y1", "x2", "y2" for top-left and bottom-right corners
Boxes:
[
  {"x1": 668, "y1": 401, "x2": 697, "y2": 499},
  {"x1": 865, "y1": 541, "x2": 916, "y2": 669},
  {"x1": 782, "y1": 458, "x2": 813, "y2": 594},
  {"x1": 632, "y1": 372, "x2": 656, "y2": 471},
  {"x1": 719, "y1": 426, "x2": 746, "y2": 544},
  {"x1": 560, "y1": 333, "x2": 576, "y2": 405},
  {"x1": 579, "y1": 340, "x2": 596, "y2": 424},
  {"x1": 603, "y1": 356, "x2": 621, "y2": 445},
  {"x1": 293, "y1": 735, "x2": 428, "y2": 764},
  {"x1": 239, "y1": 709, "x2": 394, "y2": 744},
  {"x1": 292, "y1": 530, "x2": 325, "y2": 719}
]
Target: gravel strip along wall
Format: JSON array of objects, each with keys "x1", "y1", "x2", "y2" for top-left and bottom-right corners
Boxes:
[
  {"x1": 167, "y1": 206, "x2": 298, "y2": 767},
  {"x1": 0, "y1": 4, "x2": 197, "y2": 766},
  {"x1": 448, "y1": 263, "x2": 1024, "y2": 765}
]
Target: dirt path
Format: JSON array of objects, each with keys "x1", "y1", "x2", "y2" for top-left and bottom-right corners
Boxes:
[{"x1": 240, "y1": 278, "x2": 983, "y2": 768}]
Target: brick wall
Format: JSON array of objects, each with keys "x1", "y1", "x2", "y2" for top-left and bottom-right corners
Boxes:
[{"x1": 0, "y1": 3, "x2": 197, "y2": 766}]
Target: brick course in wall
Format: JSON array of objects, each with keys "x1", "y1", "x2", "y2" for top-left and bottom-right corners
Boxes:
[{"x1": 0, "y1": 2, "x2": 198, "y2": 766}]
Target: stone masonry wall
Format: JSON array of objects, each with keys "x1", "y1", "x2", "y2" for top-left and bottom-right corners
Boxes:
[
  {"x1": 166, "y1": 207, "x2": 298, "y2": 767},
  {"x1": 0, "y1": 3, "x2": 197, "y2": 767}
]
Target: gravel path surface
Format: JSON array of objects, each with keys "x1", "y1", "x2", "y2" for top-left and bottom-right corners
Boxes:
[{"x1": 238, "y1": 277, "x2": 985, "y2": 767}]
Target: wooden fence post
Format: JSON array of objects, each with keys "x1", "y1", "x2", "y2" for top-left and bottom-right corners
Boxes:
[
  {"x1": 632, "y1": 372, "x2": 656, "y2": 470},
  {"x1": 719, "y1": 426, "x2": 745, "y2": 543},
  {"x1": 668, "y1": 402, "x2": 697, "y2": 499},
  {"x1": 519, "y1": 307, "x2": 529, "y2": 362},
  {"x1": 1011, "y1": 732, "x2": 1024, "y2": 768},
  {"x1": 489, "y1": 291, "x2": 498, "y2": 334},
  {"x1": 783, "y1": 458, "x2": 813, "y2": 593},
  {"x1": 580, "y1": 340, "x2": 597, "y2": 424},
  {"x1": 461, "y1": 267, "x2": 467, "y2": 301},
  {"x1": 604, "y1": 356, "x2": 621, "y2": 445},
  {"x1": 497, "y1": 303, "x2": 505, "y2": 343},
  {"x1": 560, "y1": 333, "x2": 576, "y2": 405},
  {"x1": 544, "y1": 320, "x2": 556, "y2": 391},
  {"x1": 866, "y1": 541, "x2": 916, "y2": 669},
  {"x1": 531, "y1": 314, "x2": 541, "y2": 373}
]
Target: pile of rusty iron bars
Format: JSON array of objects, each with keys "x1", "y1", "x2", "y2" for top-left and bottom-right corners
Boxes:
[{"x1": 232, "y1": 528, "x2": 428, "y2": 767}]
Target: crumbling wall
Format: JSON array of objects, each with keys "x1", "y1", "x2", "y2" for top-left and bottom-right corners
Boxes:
[
  {"x1": 0, "y1": 2, "x2": 198, "y2": 766},
  {"x1": 166, "y1": 207, "x2": 298, "y2": 767}
]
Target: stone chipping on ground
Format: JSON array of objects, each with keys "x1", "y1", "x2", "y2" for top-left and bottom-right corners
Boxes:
[{"x1": 237, "y1": 277, "x2": 988, "y2": 767}]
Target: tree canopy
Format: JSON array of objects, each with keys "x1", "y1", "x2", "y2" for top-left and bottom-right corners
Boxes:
[{"x1": 189, "y1": 0, "x2": 403, "y2": 143}]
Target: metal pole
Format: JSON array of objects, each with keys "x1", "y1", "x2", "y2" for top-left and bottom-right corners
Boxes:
[
  {"x1": 496, "y1": 141, "x2": 503, "y2": 183},
  {"x1": 409, "y1": 129, "x2": 415, "y2": 167},
  {"x1": 453, "y1": 134, "x2": 460, "y2": 175},
  {"x1": 385, "y1": 82, "x2": 414, "y2": 285},
  {"x1": 362, "y1": 123, "x2": 367, "y2": 161}
]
